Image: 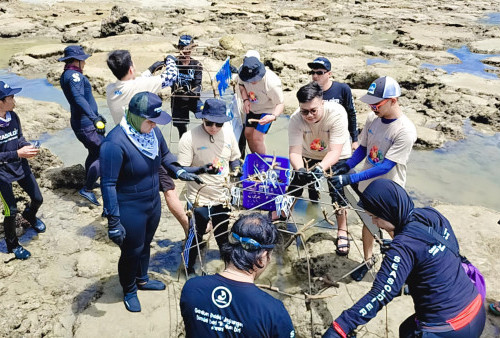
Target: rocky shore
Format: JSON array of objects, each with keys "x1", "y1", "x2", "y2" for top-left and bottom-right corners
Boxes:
[{"x1": 1, "y1": 0, "x2": 500, "y2": 337}]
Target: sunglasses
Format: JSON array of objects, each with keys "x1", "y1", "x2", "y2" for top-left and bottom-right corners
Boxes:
[
  {"x1": 369, "y1": 99, "x2": 390, "y2": 111},
  {"x1": 309, "y1": 70, "x2": 328, "y2": 76},
  {"x1": 300, "y1": 107, "x2": 320, "y2": 116},
  {"x1": 229, "y1": 232, "x2": 275, "y2": 251},
  {"x1": 204, "y1": 120, "x2": 224, "y2": 127}
]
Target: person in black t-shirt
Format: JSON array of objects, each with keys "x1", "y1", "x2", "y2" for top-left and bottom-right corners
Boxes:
[
  {"x1": 171, "y1": 35, "x2": 203, "y2": 138},
  {"x1": 308, "y1": 57, "x2": 358, "y2": 152},
  {"x1": 180, "y1": 213, "x2": 295, "y2": 338}
]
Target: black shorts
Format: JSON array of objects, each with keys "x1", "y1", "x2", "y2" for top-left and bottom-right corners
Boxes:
[
  {"x1": 245, "y1": 111, "x2": 272, "y2": 134},
  {"x1": 159, "y1": 166, "x2": 175, "y2": 192},
  {"x1": 171, "y1": 98, "x2": 199, "y2": 127}
]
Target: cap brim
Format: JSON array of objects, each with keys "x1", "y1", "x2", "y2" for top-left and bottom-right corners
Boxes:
[
  {"x1": 359, "y1": 94, "x2": 384, "y2": 104},
  {"x1": 57, "y1": 54, "x2": 91, "y2": 62},
  {"x1": 307, "y1": 62, "x2": 328, "y2": 70},
  {"x1": 195, "y1": 112, "x2": 232, "y2": 123},
  {"x1": 148, "y1": 110, "x2": 172, "y2": 125},
  {"x1": 0, "y1": 87, "x2": 22, "y2": 99},
  {"x1": 239, "y1": 68, "x2": 266, "y2": 83}
]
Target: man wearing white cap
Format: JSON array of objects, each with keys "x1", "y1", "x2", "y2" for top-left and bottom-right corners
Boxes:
[{"x1": 329, "y1": 76, "x2": 417, "y2": 281}]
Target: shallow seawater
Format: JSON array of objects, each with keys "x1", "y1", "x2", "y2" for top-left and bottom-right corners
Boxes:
[
  {"x1": 366, "y1": 58, "x2": 390, "y2": 66},
  {"x1": 479, "y1": 12, "x2": 500, "y2": 25},
  {"x1": 421, "y1": 45, "x2": 500, "y2": 79}
]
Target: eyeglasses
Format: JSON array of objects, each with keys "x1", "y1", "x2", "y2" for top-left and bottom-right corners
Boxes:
[
  {"x1": 229, "y1": 232, "x2": 275, "y2": 251},
  {"x1": 204, "y1": 120, "x2": 224, "y2": 128},
  {"x1": 300, "y1": 107, "x2": 320, "y2": 116},
  {"x1": 369, "y1": 99, "x2": 390, "y2": 111},
  {"x1": 309, "y1": 70, "x2": 327, "y2": 76}
]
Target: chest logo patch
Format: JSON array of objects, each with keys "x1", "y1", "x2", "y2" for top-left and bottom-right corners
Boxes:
[
  {"x1": 368, "y1": 145, "x2": 384, "y2": 165},
  {"x1": 310, "y1": 138, "x2": 326, "y2": 151},
  {"x1": 211, "y1": 286, "x2": 232, "y2": 308},
  {"x1": 248, "y1": 91, "x2": 258, "y2": 103}
]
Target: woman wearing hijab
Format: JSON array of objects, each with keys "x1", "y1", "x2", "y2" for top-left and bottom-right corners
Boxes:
[
  {"x1": 323, "y1": 179, "x2": 485, "y2": 338},
  {"x1": 100, "y1": 91, "x2": 203, "y2": 312}
]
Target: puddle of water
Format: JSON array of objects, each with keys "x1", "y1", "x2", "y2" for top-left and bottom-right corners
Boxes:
[
  {"x1": 366, "y1": 58, "x2": 390, "y2": 66},
  {"x1": 421, "y1": 45, "x2": 500, "y2": 79},
  {"x1": 0, "y1": 38, "x2": 60, "y2": 70},
  {"x1": 479, "y1": 12, "x2": 500, "y2": 25}
]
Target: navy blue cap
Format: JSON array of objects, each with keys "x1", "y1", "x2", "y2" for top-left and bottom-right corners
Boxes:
[
  {"x1": 58, "y1": 45, "x2": 91, "y2": 62},
  {"x1": 178, "y1": 35, "x2": 194, "y2": 49},
  {"x1": 0, "y1": 81, "x2": 22, "y2": 100},
  {"x1": 238, "y1": 56, "x2": 266, "y2": 82},
  {"x1": 128, "y1": 92, "x2": 171, "y2": 125},
  {"x1": 307, "y1": 57, "x2": 331, "y2": 71},
  {"x1": 195, "y1": 99, "x2": 231, "y2": 123}
]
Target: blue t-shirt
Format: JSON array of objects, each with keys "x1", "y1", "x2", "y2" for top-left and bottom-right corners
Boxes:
[{"x1": 180, "y1": 274, "x2": 295, "y2": 338}]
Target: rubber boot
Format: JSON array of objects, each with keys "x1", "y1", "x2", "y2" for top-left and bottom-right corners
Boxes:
[{"x1": 3, "y1": 215, "x2": 20, "y2": 253}]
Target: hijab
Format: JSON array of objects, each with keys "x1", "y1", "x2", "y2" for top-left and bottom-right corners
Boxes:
[
  {"x1": 358, "y1": 179, "x2": 450, "y2": 235},
  {"x1": 119, "y1": 111, "x2": 158, "y2": 160}
]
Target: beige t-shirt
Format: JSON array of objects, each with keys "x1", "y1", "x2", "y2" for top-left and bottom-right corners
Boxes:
[
  {"x1": 106, "y1": 75, "x2": 163, "y2": 125},
  {"x1": 288, "y1": 101, "x2": 351, "y2": 161},
  {"x1": 358, "y1": 111, "x2": 417, "y2": 192},
  {"x1": 177, "y1": 124, "x2": 241, "y2": 206},
  {"x1": 238, "y1": 69, "x2": 284, "y2": 115}
]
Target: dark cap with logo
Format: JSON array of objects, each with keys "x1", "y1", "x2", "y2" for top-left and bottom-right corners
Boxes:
[
  {"x1": 0, "y1": 81, "x2": 22, "y2": 100},
  {"x1": 238, "y1": 57, "x2": 266, "y2": 82},
  {"x1": 178, "y1": 35, "x2": 194, "y2": 49},
  {"x1": 58, "y1": 45, "x2": 91, "y2": 62},
  {"x1": 359, "y1": 76, "x2": 401, "y2": 104},
  {"x1": 307, "y1": 57, "x2": 331, "y2": 71},
  {"x1": 128, "y1": 92, "x2": 171, "y2": 125},
  {"x1": 195, "y1": 98, "x2": 232, "y2": 123}
]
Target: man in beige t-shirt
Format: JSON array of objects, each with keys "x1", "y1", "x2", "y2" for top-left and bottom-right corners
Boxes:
[
  {"x1": 238, "y1": 56, "x2": 284, "y2": 154},
  {"x1": 286, "y1": 82, "x2": 352, "y2": 256},
  {"x1": 177, "y1": 99, "x2": 241, "y2": 275}
]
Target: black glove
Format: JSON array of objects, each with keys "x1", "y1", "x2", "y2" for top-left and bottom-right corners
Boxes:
[
  {"x1": 108, "y1": 216, "x2": 126, "y2": 246},
  {"x1": 296, "y1": 168, "x2": 312, "y2": 183},
  {"x1": 380, "y1": 238, "x2": 392, "y2": 254},
  {"x1": 229, "y1": 159, "x2": 242, "y2": 177},
  {"x1": 200, "y1": 163, "x2": 219, "y2": 175},
  {"x1": 231, "y1": 166, "x2": 242, "y2": 177},
  {"x1": 331, "y1": 162, "x2": 350, "y2": 175},
  {"x1": 177, "y1": 169, "x2": 204, "y2": 184},
  {"x1": 93, "y1": 115, "x2": 106, "y2": 135},
  {"x1": 310, "y1": 165, "x2": 324, "y2": 180},
  {"x1": 148, "y1": 60, "x2": 165, "y2": 73},
  {"x1": 330, "y1": 174, "x2": 351, "y2": 189}
]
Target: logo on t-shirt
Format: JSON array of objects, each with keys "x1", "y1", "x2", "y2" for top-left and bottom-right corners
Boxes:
[
  {"x1": 367, "y1": 145, "x2": 384, "y2": 165},
  {"x1": 248, "y1": 91, "x2": 258, "y2": 103},
  {"x1": 310, "y1": 138, "x2": 326, "y2": 151},
  {"x1": 72, "y1": 73, "x2": 81, "y2": 82},
  {"x1": 211, "y1": 286, "x2": 232, "y2": 308}
]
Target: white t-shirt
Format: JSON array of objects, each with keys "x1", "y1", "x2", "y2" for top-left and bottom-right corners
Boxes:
[
  {"x1": 177, "y1": 124, "x2": 241, "y2": 206},
  {"x1": 288, "y1": 101, "x2": 351, "y2": 161},
  {"x1": 358, "y1": 111, "x2": 417, "y2": 192},
  {"x1": 106, "y1": 75, "x2": 163, "y2": 124},
  {"x1": 237, "y1": 69, "x2": 284, "y2": 115}
]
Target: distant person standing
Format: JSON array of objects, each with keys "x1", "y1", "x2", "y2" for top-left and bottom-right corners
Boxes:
[
  {"x1": 171, "y1": 35, "x2": 203, "y2": 138},
  {"x1": 59, "y1": 45, "x2": 105, "y2": 206},
  {"x1": 238, "y1": 56, "x2": 284, "y2": 154},
  {"x1": 0, "y1": 81, "x2": 46, "y2": 260},
  {"x1": 308, "y1": 57, "x2": 359, "y2": 151}
]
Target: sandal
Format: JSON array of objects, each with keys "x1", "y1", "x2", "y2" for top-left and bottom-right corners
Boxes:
[
  {"x1": 335, "y1": 229, "x2": 350, "y2": 256},
  {"x1": 489, "y1": 302, "x2": 500, "y2": 316}
]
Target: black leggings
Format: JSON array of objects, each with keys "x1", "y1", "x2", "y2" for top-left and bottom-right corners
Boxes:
[
  {"x1": 399, "y1": 306, "x2": 486, "y2": 338},
  {"x1": 0, "y1": 173, "x2": 43, "y2": 251}
]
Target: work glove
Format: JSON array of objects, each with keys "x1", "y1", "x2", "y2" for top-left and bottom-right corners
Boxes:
[
  {"x1": 107, "y1": 216, "x2": 126, "y2": 246},
  {"x1": 296, "y1": 168, "x2": 312, "y2": 183},
  {"x1": 148, "y1": 60, "x2": 165, "y2": 73},
  {"x1": 330, "y1": 174, "x2": 351, "y2": 190},
  {"x1": 310, "y1": 165, "x2": 324, "y2": 180},
  {"x1": 199, "y1": 163, "x2": 219, "y2": 175},
  {"x1": 331, "y1": 162, "x2": 350, "y2": 175},
  {"x1": 231, "y1": 166, "x2": 242, "y2": 177},
  {"x1": 93, "y1": 115, "x2": 107, "y2": 135},
  {"x1": 177, "y1": 169, "x2": 204, "y2": 185}
]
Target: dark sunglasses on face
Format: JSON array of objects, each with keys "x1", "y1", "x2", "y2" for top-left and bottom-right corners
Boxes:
[
  {"x1": 300, "y1": 107, "x2": 320, "y2": 116},
  {"x1": 229, "y1": 232, "x2": 275, "y2": 251},
  {"x1": 309, "y1": 70, "x2": 327, "y2": 75},
  {"x1": 204, "y1": 120, "x2": 224, "y2": 127}
]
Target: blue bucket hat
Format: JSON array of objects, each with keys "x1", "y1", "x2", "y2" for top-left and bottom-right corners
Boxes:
[
  {"x1": 195, "y1": 99, "x2": 231, "y2": 123},
  {"x1": 0, "y1": 81, "x2": 22, "y2": 100},
  {"x1": 238, "y1": 56, "x2": 266, "y2": 82},
  {"x1": 58, "y1": 45, "x2": 91, "y2": 62},
  {"x1": 128, "y1": 92, "x2": 171, "y2": 125},
  {"x1": 307, "y1": 57, "x2": 331, "y2": 71},
  {"x1": 178, "y1": 35, "x2": 194, "y2": 49}
]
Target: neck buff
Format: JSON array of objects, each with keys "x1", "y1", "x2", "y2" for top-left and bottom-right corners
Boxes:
[
  {"x1": 358, "y1": 179, "x2": 450, "y2": 235},
  {"x1": 64, "y1": 63, "x2": 82, "y2": 73},
  {"x1": 0, "y1": 111, "x2": 12, "y2": 128},
  {"x1": 120, "y1": 112, "x2": 158, "y2": 160}
]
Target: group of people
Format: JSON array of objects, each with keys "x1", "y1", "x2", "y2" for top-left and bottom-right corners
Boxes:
[{"x1": 0, "y1": 37, "x2": 490, "y2": 337}]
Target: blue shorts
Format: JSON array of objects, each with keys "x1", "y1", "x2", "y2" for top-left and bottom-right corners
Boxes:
[{"x1": 245, "y1": 111, "x2": 272, "y2": 134}]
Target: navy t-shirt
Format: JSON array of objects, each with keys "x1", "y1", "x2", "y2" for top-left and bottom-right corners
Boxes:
[
  {"x1": 322, "y1": 81, "x2": 358, "y2": 142},
  {"x1": 180, "y1": 274, "x2": 295, "y2": 338}
]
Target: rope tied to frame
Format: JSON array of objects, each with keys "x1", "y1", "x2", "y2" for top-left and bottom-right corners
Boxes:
[
  {"x1": 275, "y1": 195, "x2": 295, "y2": 219},
  {"x1": 231, "y1": 186, "x2": 241, "y2": 206}
]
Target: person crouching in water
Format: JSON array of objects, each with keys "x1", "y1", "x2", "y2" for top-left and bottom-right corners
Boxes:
[
  {"x1": 323, "y1": 179, "x2": 485, "y2": 338},
  {"x1": 180, "y1": 213, "x2": 295, "y2": 337},
  {"x1": 177, "y1": 99, "x2": 241, "y2": 276},
  {"x1": 0, "y1": 81, "x2": 46, "y2": 260},
  {"x1": 100, "y1": 91, "x2": 203, "y2": 312}
]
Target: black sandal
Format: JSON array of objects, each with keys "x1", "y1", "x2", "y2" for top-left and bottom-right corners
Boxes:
[{"x1": 335, "y1": 229, "x2": 350, "y2": 256}]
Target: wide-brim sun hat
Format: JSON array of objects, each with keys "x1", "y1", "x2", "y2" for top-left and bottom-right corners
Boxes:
[
  {"x1": 195, "y1": 98, "x2": 232, "y2": 123},
  {"x1": 58, "y1": 45, "x2": 91, "y2": 62},
  {"x1": 128, "y1": 91, "x2": 172, "y2": 125},
  {"x1": 238, "y1": 56, "x2": 266, "y2": 82}
]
